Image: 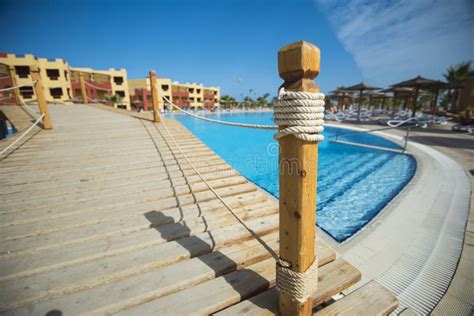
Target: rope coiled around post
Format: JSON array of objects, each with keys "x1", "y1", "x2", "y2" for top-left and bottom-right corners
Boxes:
[
  {"x1": 273, "y1": 90, "x2": 325, "y2": 142},
  {"x1": 276, "y1": 257, "x2": 319, "y2": 303}
]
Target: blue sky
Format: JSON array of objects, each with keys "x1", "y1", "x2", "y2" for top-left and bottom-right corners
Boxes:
[{"x1": 1, "y1": 0, "x2": 472, "y2": 99}]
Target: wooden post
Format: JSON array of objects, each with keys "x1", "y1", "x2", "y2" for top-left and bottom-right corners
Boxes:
[
  {"x1": 79, "y1": 73, "x2": 88, "y2": 104},
  {"x1": 357, "y1": 89, "x2": 363, "y2": 122},
  {"x1": 431, "y1": 89, "x2": 439, "y2": 116},
  {"x1": 149, "y1": 70, "x2": 161, "y2": 123},
  {"x1": 411, "y1": 87, "x2": 419, "y2": 117},
  {"x1": 277, "y1": 41, "x2": 319, "y2": 316},
  {"x1": 30, "y1": 66, "x2": 52, "y2": 129},
  {"x1": 8, "y1": 66, "x2": 21, "y2": 105}
]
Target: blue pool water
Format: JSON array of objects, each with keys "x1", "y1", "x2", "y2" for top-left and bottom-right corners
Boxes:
[{"x1": 169, "y1": 112, "x2": 416, "y2": 242}]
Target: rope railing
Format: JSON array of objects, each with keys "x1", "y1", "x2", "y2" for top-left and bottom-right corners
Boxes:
[
  {"x1": 20, "y1": 99, "x2": 40, "y2": 117},
  {"x1": 0, "y1": 81, "x2": 36, "y2": 92},
  {"x1": 84, "y1": 80, "x2": 113, "y2": 91},
  {"x1": 158, "y1": 115, "x2": 281, "y2": 260},
  {"x1": 164, "y1": 89, "x2": 326, "y2": 144},
  {"x1": 163, "y1": 96, "x2": 278, "y2": 130},
  {"x1": 0, "y1": 113, "x2": 45, "y2": 156}
]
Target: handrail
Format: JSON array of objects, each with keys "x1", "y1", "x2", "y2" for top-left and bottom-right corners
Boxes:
[{"x1": 329, "y1": 117, "x2": 426, "y2": 153}]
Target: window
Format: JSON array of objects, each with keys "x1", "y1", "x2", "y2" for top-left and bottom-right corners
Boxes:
[
  {"x1": 115, "y1": 91, "x2": 125, "y2": 98},
  {"x1": 197, "y1": 98, "x2": 201, "y2": 102},
  {"x1": 162, "y1": 85, "x2": 169, "y2": 91},
  {"x1": 19, "y1": 86, "x2": 34, "y2": 99},
  {"x1": 113, "y1": 76, "x2": 124, "y2": 85},
  {"x1": 46, "y1": 69, "x2": 60, "y2": 80},
  {"x1": 49, "y1": 87, "x2": 63, "y2": 99},
  {"x1": 15, "y1": 66, "x2": 30, "y2": 78},
  {"x1": 64, "y1": 70, "x2": 68, "y2": 80},
  {"x1": 189, "y1": 88, "x2": 194, "y2": 93},
  {"x1": 197, "y1": 89, "x2": 201, "y2": 93}
]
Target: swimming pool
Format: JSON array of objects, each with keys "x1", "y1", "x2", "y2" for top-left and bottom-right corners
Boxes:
[{"x1": 169, "y1": 112, "x2": 416, "y2": 242}]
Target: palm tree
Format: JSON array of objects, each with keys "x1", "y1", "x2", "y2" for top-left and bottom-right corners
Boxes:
[
  {"x1": 256, "y1": 93, "x2": 270, "y2": 108},
  {"x1": 220, "y1": 95, "x2": 237, "y2": 109},
  {"x1": 443, "y1": 61, "x2": 474, "y2": 113},
  {"x1": 243, "y1": 96, "x2": 255, "y2": 109}
]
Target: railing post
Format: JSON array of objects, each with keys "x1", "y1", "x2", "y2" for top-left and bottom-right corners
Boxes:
[
  {"x1": 30, "y1": 66, "x2": 52, "y2": 130},
  {"x1": 277, "y1": 41, "x2": 320, "y2": 316},
  {"x1": 8, "y1": 66, "x2": 21, "y2": 106},
  {"x1": 79, "y1": 73, "x2": 88, "y2": 104},
  {"x1": 403, "y1": 126, "x2": 410, "y2": 153},
  {"x1": 149, "y1": 70, "x2": 161, "y2": 123}
]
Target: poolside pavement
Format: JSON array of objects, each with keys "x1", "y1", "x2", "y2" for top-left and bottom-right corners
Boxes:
[{"x1": 327, "y1": 120, "x2": 473, "y2": 315}]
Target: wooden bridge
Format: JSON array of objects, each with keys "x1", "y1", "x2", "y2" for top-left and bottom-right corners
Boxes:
[{"x1": 0, "y1": 103, "x2": 398, "y2": 315}]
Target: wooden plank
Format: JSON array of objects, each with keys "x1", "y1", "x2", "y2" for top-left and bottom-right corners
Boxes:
[
  {"x1": 0, "y1": 191, "x2": 269, "y2": 256},
  {"x1": 313, "y1": 281, "x2": 398, "y2": 316},
  {"x1": 0, "y1": 201, "x2": 277, "y2": 281},
  {"x1": 0, "y1": 182, "x2": 259, "y2": 241},
  {"x1": 0, "y1": 214, "x2": 279, "y2": 311},
  {"x1": 0, "y1": 176, "x2": 252, "y2": 227},
  {"x1": 0, "y1": 157, "x2": 228, "y2": 190},
  {"x1": 0, "y1": 169, "x2": 239, "y2": 211},
  {"x1": 119, "y1": 251, "x2": 343, "y2": 316},
  {"x1": 215, "y1": 258, "x2": 361, "y2": 316},
  {"x1": 1, "y1": 165, "x2": 234, "y2": 201},
  {"x1": 7, "y1": 234, "x2": 284, "y2": 315}
]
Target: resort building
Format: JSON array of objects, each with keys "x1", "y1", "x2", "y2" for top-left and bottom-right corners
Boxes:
[
  {"x1": 1, "y1": 52, "x2": 218, "y2": 112},
  {"x1": 0, "y1": 53, "x2": 131, "y2": 110},
  {"x1": 129, "y1": 77, "x2": 220, "y2": 111},
  {"x1": 0, "y1": 53, "x2": 72, "y2": 104},
  {"x1": 70, "y1": 67, "x2": 131, "y2": 110}
]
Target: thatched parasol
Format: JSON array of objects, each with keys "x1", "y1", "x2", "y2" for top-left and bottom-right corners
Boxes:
[
  {"x1": 328, "y1": 88, "x2": 353, "y2": 110},
  {"x1": 345, "y1": 82, "x2": 380, "y2": 121},
  {"x1": 391, "y1": 76, "x2": 448, "y2": 116}
]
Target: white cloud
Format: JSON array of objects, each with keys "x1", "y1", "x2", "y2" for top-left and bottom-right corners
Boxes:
[{"x1": 317, "y1": 0, "x2": 474, "y2": 85}]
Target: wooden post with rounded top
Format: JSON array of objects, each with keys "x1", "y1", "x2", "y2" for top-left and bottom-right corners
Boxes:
[
  {"x1": 277, "y1": 41, "x2": 319, "y2": 316},
  {"x1": 8, "y1": 66, "x2": 21, "y2": 105},
  {"x1": 149, "y1": 70, "x2": 161, "y2": 123},
  {"x1": 30, "y1": 66, "x2": 52, "y2": 129},
  {"x1": 79, "y1": 73, "x2": 88, "y2": 104}
]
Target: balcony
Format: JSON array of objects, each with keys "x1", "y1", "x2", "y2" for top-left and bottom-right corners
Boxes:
[
  {"x1": 203, "y1": 93, "x2": 215, "y2": 99},
  {"x1": 173, "y1": 99, "x2": 190, "y2": 108},
  {"x1": 172, "y1": 90, "x2": 189, "y2": 98}
]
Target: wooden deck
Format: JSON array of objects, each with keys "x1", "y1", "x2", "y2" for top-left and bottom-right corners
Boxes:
[{"x1": 0, "y1": 104, "x2": 396, "y2": 315}]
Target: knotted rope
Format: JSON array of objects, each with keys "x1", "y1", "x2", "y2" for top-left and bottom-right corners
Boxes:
[{"x1": 273, "y1": 90, "x2": 325, "y2": 142}]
